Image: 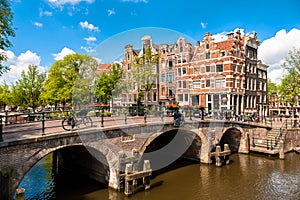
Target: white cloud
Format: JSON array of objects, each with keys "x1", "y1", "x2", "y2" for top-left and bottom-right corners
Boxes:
[
  {"x1": 84, "y1": 36, "x2": 97, "y2": 44},
  {"x1": 108, "y1": 9, "x2": 116, "y2": 16},
  {"x1": 48, "y1": 0, "x2": 94, "y2": 6},
  {"x1": 79, "y1": 21, "x2": 99, "y2": 32},
  {"x1": 121, "y1": 0, "x2": 148, "y2": 3},
  {"x1": 80, "y1": 46, "x2": 96, "y2": 53},
  {"x1": 52, "y1": 47, "x2": 76, "y2": 60},
  {"x1": 0, "y1": 50, "x2": 45, "y2": 84},
  {"x1": 34, "y1": 22, "x2": 43, "y2": 28},
  {"x1": 258, "y1": 28, "x2": 300, "y2": 84},
  {"x1": 212, "y1": 28, "x2": 246, "y2": 42},
  {"x1": 200, "y1": 22, "x2": 207, "y2": 29},
  {"x1": 39, "y1": 10, "x2": 53, "y2": 17}
]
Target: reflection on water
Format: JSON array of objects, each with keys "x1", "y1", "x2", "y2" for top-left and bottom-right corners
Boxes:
[{"x1": 17, "y1": 153, "x2": 300, "y2": 200}]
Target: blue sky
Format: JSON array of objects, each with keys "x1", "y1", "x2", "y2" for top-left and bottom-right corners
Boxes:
[{"x1": 2, "y1": 0, "x2": 300, "y2": 84}]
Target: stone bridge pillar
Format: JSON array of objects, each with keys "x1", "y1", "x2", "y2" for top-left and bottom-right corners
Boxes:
[
  {"x1": 200, "y1": 139, "x2": 212, "y2": 164},
  {"x1": 198, "y1": 128, "x2": 213, "y2": 164},
  {"x1": 239, "y1": 132, "x2": 250, "y2": 153}
]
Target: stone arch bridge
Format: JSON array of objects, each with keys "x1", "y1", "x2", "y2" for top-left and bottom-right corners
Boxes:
[{"x1": 0, "y1": 120, "x2": 271, "y2": 200}]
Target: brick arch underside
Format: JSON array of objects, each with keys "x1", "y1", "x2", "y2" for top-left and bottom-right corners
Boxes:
[
  {"x1": 219, "y1": 127, "x2": 243, "y2": 152},
  {"x1": 13, "y1": 143, "x2": 117, "y2": 196},
  {"x1": 138, "y1": 128, "x2": 202, "y2": 171}
]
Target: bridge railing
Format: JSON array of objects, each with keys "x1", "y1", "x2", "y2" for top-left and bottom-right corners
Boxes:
[
  {"x1": 251, "y1": 137, "x2": 279, "y2": 150},
  {"x1": 0, "y1": 110, "x2": 71, "y2": 141},
  {"x1": 0, "y1": 109, "x2": 174, "y2": 142}
]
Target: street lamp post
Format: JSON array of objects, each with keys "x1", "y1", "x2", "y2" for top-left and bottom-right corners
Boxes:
[
  {"x1": 189, "y1": 79, "x2": 193, "y2": 121},
  {"x1": 222, "y1": 96, "x2": 228, "y2": 120}
]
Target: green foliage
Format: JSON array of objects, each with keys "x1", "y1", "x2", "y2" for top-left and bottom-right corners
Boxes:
[
  {"x1": 278, "y1": 69, "x2": 300, "y2": 108},
  {"x1": 95, "y1": 63, "x2": 123, "y2": 104},
  {"x1": 267, "y1": 79, "x2": 278, "y2": 102},
  {"x1": 10, "y1": 65, "x2": 46, "y2": 110},
  {"x1": 283, "y1": 47, "x2": 300, "y2": 74},
  {"x1": 0, "y1": 81, "x2": 11, "y2": 109},
  {"x1": 131, "y1": 47, "x2": 159, "y2": 106},
  {"x1": 0, "y1": 0, "x2": 16, "y2": 76},
  {"x1": 41, "y1": 53, "x2": 98, "y2": 107},
  {"x1": 278, "y1": 48, "x2": 300, "y2": 117}
]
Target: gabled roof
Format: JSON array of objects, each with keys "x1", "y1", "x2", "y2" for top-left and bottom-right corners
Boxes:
[{"x1": 95, "y1": 64, "x2": 111, "y2": 75}]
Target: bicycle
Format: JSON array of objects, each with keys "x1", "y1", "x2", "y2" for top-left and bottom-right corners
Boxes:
[{"x1": 62, "y1": 110, "x2": 93, "y2": 131}]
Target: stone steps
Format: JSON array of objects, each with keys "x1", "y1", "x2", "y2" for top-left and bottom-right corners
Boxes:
[{"x1": 251, "y1": 128, "x2": 281, "y2": 153}]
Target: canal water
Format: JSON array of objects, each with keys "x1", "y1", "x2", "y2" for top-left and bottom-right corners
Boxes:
[{"x1": 16, "y1": 153, "x2": 300, "y2": 200}]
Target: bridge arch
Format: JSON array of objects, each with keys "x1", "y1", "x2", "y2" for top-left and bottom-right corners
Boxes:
[
  {"x1": 139, "y1": 128, "x2": 202, "y2": 171},
  {"x1": 219, "y1": 127, "x2": 244, "y2": 152},
  {"x1": 13, "y1": 142, "x2": 120, "y2": 197}
]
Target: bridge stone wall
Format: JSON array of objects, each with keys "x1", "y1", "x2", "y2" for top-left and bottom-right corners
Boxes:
[
  {"x1": 284, "y1": 129, "x2": 300, "y2": 152},
  {"x1": 0, "y1": 121, "x2": 271, "y2": 199}
]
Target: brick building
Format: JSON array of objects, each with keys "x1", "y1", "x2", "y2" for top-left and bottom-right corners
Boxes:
[{"x1": 119, "y1": 29, "x2": 268, "y2": 117}]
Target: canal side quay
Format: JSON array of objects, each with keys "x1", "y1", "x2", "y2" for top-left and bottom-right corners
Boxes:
[{"x1": 0, "y1": 116, "x2": 300, "y2": 200}]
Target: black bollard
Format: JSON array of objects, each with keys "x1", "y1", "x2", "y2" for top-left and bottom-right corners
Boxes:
[
  {"x1": 42, "y1": 112, "x2": 45, "y2": 136},
  {"x1": 0, "y1": 116, "x2": 3, "y2": 142},
  {"x1": 144, "y1": 110, "x2": 147, "y2": 123},
  {"x1": 101, "y1": 112, "x2": 104, "y2": 127}
]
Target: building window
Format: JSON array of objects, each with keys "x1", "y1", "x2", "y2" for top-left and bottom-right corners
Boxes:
[
  {"x1": 182, "y1": 67, "x2": 186, "y2": 75},
  {"x1": 178, "y1": 94, "x2": 183, "y2": 101},
  {"x1": 184, "y1": 94, "x2": 188, "y2": 101},
  {"x1": 221, "y1": 50, "x2": 226, "y2": 57},
  {"x1": 127, "y1": 64, "x2": 131, "y2": 70},
  {"x1": 178, "y1": 80, "x2": 187, "y2": 89},
  {"x1": 168, "y1": 59, "x2": 173, "y2": 69},
  {"x1": 232, "y1": 64, "x2": 236, "y2": 72},
  {"x1": 237, "y1": 50, "x2": 241, "y2": 58},
  {"x1": 182, "y1": 55, "x2": 187, "y2": 63},
  {"x1": 178, "y1": 81, "x2": 182, "y2": 88},
  {"x1": 206, "y1": 79, "x2": 210, "y2": 87},
  {"x1": 208, "y1": 94, "x2": 211, "y2": 101},
  {"x1": 167, "y1": 72, "x2": 174, "y2": 83},
  {"x1": 161, "y1": 73, "x2": 165, "y2": 82},
  {"x1": 177, "y1": 67, "x2": 187, "y2": 76},
  {"x1": 178, "y1": 56, "x2": 182, "y2": 63},
  {"x1": 193, "y1": 80, "x2": 201, "y2": 89},
  {"x1": 194, "y1": 66, "x2": 200, "y2": 74},
  {"x1": 206, "y1": 43, "x2": 210, "y2": 49},
  {"x1": 232, "y1": 78, "x2": 236, "y2": 88},
  {"x1": 182, "y1": 80, "x2": 187, "y2": 88},
  {"x1": 206, "y1": 65, "x2": 210, "y2": 72},
  {"x1": 127, "y1": 53, "x2": 130, "y2": 60},
  {"x1": 177, "y1": 68, "x2": 181, "y2": 76},
  {"x1": 180, "y1": 46, "x2": 183, "y2": 52},
  {"x1": 215, "y1": 78, "x2": 225, "y2": 88},
  {"x1": 216, "y1": 64, "x2": 223, "y2": 72},
  {"x1": 161, "y1": 59, "x2": 165, "y2": 69},
  {"x1": 205, "y1": 52, "x2": 210, "y2": 59}
]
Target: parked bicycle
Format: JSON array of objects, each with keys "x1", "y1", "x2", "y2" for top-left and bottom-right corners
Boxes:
[{"x1": 62, "y1": 109, "x2": 93, "y2": 131}]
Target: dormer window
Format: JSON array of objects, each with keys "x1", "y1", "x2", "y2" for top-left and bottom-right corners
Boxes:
[
  {"x1": 180, "y1": 46, "x2": 183, "y2": 52},
  {"x1": 206, "y1": 43, "x2": 210, "y2": 49}
]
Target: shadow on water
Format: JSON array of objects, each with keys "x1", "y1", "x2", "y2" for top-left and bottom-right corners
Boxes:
[
  {"x1": 150, "y1": 157, "x2": 198, "y2": 179},
  {"x1": 17, "y1": 151, "x2": 300, "y2": 200}
]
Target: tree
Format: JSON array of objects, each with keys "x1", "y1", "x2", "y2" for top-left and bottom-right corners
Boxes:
[
  {"x1": 283, "y1": 47, "x2": 300, "y2": 74},
  {"x1": 0, "y1": 0, "x2": 16, "y2": 76},
  {"x1": 41, "y1": 53, "x2": 98, "y2": 109},
  {"x1": 0, "y1": 81, "x2": 11, "y2": 109},
  {"x1": 10, "y1": 65, "x2": 46, "y2": 110},
  {"x1": 131, "y1": 47, "x2": 159, "y2": 110},
  {"x1": 267, "y1": 79, "x2": 278, "y2": 100},
  {"x1": 279, "y1": 47, "x2": 300, "y2": 118},
  {"x1": 278, "y1": 69, "x2": 300, "y2": 118},
  {"x1": 95, "y1": 63, "x2": 123, "y2": 105}
]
